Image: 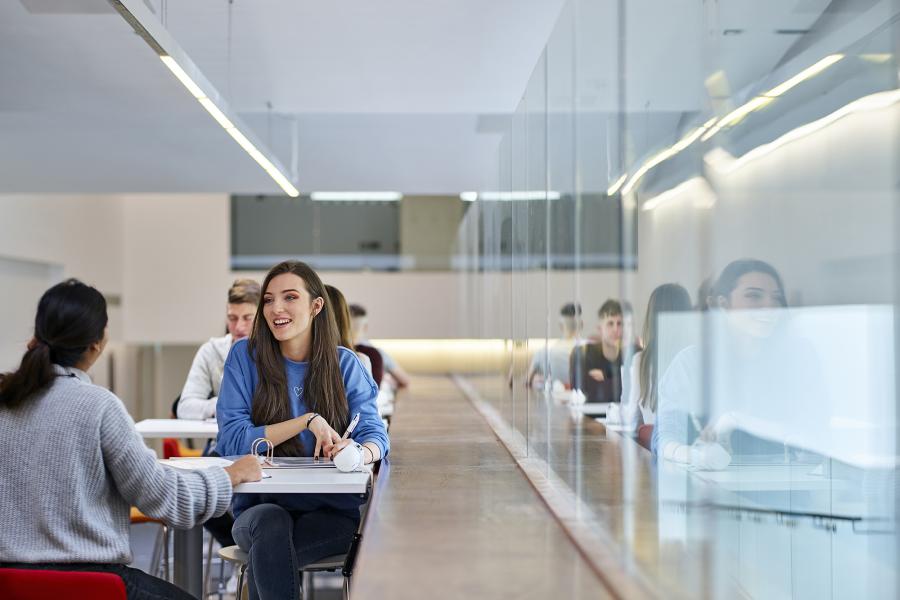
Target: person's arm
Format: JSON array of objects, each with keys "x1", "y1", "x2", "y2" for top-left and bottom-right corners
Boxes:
[
  {"x1": 326, "y1": 350, "x2": 389, "y2": 463},
  {"x1": 619, "y1": 351, "x2": 642, "y2": 429},
  {"x1": 216, "y1": 348, "x2": 266, "y2": 456},
  {"x1": 177, "y1": 343, "x2": 218, "y2": 420},
  {"x1": 380, "y1": 348, "x2": 411, "y2": 388},
  {"x1": 655, "y1": 347, "x2": 697, "y2": 461},
  {"x1": 100, "y1": 396, "x2": 259, "y2": 528}
]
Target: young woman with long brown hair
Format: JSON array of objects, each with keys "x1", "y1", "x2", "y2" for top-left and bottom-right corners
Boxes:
[{"x1": 216, "y1": 261, "x2": 389, "y2": 600}]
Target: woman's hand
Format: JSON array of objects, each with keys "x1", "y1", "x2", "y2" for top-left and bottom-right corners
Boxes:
[
  {"x1": 325, "y1": 438, "x2": 353, "y2": 459},
  {"x1": 223, "y1": 455, "x2": 263, "y2": 487},
  {"x1": 306, "y1": 414, "x2": 342, "y2": 459}
]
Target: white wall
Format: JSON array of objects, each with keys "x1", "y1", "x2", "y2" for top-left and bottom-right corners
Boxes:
[{"x1": 0, "y1": 193, "x2": 230, "y2": 416}]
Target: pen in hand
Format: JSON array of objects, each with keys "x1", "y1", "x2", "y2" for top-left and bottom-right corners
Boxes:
[{"x1": 342, "y1": 413, "x2": 361, "y2": 440}]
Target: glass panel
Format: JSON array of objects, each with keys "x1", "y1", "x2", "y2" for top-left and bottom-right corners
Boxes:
[{"x1": 456, "y1": 0, "x2": 900, "y2": 597}]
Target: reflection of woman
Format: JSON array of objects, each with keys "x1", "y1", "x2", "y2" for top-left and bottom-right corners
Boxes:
[
  {"x1": 619, "y1": 284, "x2": 692, "y2": 430},
  {"x1": 216, "y1": 261, "x2": 389, "y2": 600},
  {"x1": 653, "y1": 260, "x2": 787, "y2": 465},
  {"x1": 0, "y1": 280, "x2": 260, "y2": 600}
]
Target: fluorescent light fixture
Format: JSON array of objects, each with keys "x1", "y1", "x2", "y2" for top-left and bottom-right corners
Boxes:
[
  {"x1": 618, "y1": 55, "x2": 844, "y2": 198},
  {"x1": 197, "y1": 97, "x2": 235, "y2": 130},
  {"x1": 762, "y1": 54, "x2": 844, "y2": 98},
  {"x1": 706, "y1": 88, "x2": 900, "y2": 175},
  {"x1": 310, "y1": 192, "x2": 403, "y2": 201},
  {"x1": 701, "y1": 55, "x2": 843, "y2": 142},
  {"x1": 701, "y1": 96, "x2": 773, "y2": 141},
  {"x1": 158, "y1": 55, "x2": 299, "y2": 197},
  {"x1": 112, "y1": 0, "x2": 301, "y2": 198},
  {"x1": 859, "y1": 53, "x2": 892, "y2": 64},
  {"x1": 459, "y1": 191, "x2": 562, "y2": 201},
  {"x1": 622, "y1": 120, "x2": 716, "y2": 195},
  {"x1": 606, "y1": 174, "x2": 627, "y2": 196},
  {"x1": 159, "y1": 55, "x2": 205, "y2": 98}
]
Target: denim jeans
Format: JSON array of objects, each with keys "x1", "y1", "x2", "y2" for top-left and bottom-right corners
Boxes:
[
  {"x1": 232, "y1": 503, "x2": 359, "y2": 600},
  {"x1": 0, "y1": 562, "x2": 196, "y2": 600}
]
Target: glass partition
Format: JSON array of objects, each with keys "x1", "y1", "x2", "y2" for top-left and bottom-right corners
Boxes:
[{"x1": 456, "y1": 0, "x2": 900, "y2": 597}]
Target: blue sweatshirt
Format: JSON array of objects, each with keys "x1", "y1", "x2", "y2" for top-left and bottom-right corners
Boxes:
[{"x1": 216, "y1": 339, "x2": 389, "y2": 517}]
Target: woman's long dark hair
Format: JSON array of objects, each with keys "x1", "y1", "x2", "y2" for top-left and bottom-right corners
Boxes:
[
  {"x1": 0, "y1": 279, "x2": 108, "y2": 409},
  {"x1": 249, "y1": 261, "x2": 349, "y2": 456},
  {"x1": 325, "y1": 284, "x2": 354, "y2": 348},
  {"x1": 639, "y1": 283, "x2": 692, "y2": 413}
]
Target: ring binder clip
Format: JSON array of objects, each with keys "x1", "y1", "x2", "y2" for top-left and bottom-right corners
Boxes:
[{"x1": 251, "y1": 437, "x2": 275, "y2": 466}]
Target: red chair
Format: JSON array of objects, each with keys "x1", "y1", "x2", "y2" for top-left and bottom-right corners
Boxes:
[
  {"x1": 162, "y1": 437, "x2": 202, "y2": 459},
  {"x1": 0, "y1": 567, "x2": 126, "y2": 600}
]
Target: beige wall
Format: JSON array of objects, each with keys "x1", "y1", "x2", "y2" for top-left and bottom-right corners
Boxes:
[
  {"x1": 399, "y1": 195, "x2": 465, "y2": 269},
  {"x1": 121, "y1": 194, "x2": 230, "y2": 344}
]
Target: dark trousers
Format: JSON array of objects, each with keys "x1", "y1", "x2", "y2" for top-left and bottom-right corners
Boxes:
[
  {"x1": 0, "y1": 562, "x2": 195, "y2": 600},
  {"x1": 232, "y1": 503, "x2": 358, "y2": 600}
]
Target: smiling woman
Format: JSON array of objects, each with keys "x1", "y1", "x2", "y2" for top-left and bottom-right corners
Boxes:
[{"x1": 215, "y1": 260, "x2": 390, "y2": 600}]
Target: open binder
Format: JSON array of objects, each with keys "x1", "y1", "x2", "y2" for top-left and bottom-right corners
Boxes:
[{"x1": 251, "y1": 437, "x2": 339, "y2": 469}]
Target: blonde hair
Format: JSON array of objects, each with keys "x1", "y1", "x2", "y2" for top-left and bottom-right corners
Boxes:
[{"x1": 228, "y1": 278, "x2": 261, "y2": 305}]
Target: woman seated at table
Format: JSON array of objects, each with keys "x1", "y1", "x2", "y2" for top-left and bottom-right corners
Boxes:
[
  {"x1": 616, "y1": 283, "x2": 692, "y2": 431},
  {"x1": 0, "y1": 279, "x2": 261, "y2": 600},
  {"x1": 216, "y1": 260, "x2": 389, "y2": 600}
]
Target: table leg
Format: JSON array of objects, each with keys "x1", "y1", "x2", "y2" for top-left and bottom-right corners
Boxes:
[{"x1": 173, "y1": 524, "x2": 204, "y2": 598}]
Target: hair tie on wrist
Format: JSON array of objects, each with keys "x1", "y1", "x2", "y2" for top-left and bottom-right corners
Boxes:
[{"x1": 306, "y1": 413, "x2": 320, "y2": 429}]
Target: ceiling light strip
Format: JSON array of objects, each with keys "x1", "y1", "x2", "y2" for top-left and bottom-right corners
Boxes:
[
  {"x1": 623, "y1": 54, "x2": 844, "y2": 197},
  {"x1": 111, "y1": 0, "x2": 299, "y2": 197},
  {"x1": 310, "y1": 192, "x2": 403, "y2": 201}
]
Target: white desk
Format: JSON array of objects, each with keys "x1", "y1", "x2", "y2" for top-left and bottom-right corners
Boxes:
[
  {"x1": 573, "y1": 402, "x2": 610, "y2": 417},
  {"x1": 135, "y1": 418, "x2": 218, "y2": 439},
  {"x1": 161, "y1": 458, "x2": 370, "y2": 597}
]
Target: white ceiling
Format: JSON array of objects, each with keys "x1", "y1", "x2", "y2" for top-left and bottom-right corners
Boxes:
[
  {"x1": 0, "y1": 0, "x2": 886, "y2": 195},
  {"x1": 0, "y1": 0, "x2": 565, "y2": 194}
]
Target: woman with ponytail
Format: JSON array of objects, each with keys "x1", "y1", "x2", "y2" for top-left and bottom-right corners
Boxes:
[
  {"x1": 0, "y1": 279, "x2": 261, "y2": 600},
  {"x1": 216, "y1": 261, "x2": 389, "y2": 600}
]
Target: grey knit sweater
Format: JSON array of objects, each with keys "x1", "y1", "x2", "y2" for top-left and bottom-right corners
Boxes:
[{"x1": 0, "y1": 365, "x2": 232, "y2": 564}]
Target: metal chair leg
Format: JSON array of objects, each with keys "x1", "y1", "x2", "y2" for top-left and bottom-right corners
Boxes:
[
  {"x1": 301, "y1": 571, "x2": 314, "y2": 600},
  {"x1": 203, "y1": 533, "x2": 214, "y2": 598},
  {"x1": 237, "y1": 564, "x2": 246, "y2": 600},
  {"x1": 216, "y1": 552, "x2": 226, "y2": 600},
  {"x1": 162, "y1": 524, "x2": 170, "y2": 582}
]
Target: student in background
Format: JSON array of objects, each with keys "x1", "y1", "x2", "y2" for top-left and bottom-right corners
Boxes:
[
  {"x1": 217, "y1": 261, "x2": 389, "y2": 600},
  {"x1": 570, "y1": 299, "x2": 624, "y2": 403},
  {"x1": 653, "y1": 259, "x2": 787, "y2": 463},
  {"x1": 326, "y1": 284, "x2": 384, "y2": 386},
  {"x1": 177, "y1": 278, "x2": 260, "y2": 420},
  {"x1": 618, "y1": 284, "x2": 692, "y2": 430},
  {"x1": 527, "y1": 302, "x2": 582, "y2": 389},
  {"x1": 349, "y1": 303, "x2": 410, "y2": 388},
  {"x1": 0, "y1": 279, "x2": 260, "y2": 600}
]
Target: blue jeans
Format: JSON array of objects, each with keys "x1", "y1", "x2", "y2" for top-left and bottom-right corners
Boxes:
[{"x1": 232, "y1": 503, "x2": 359, "y2": 600}]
